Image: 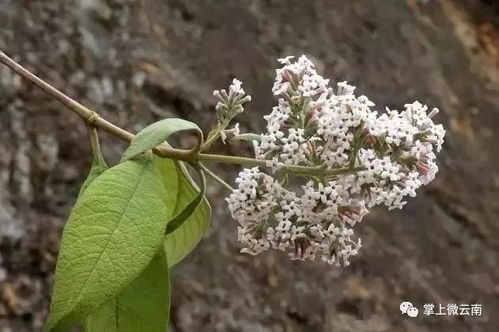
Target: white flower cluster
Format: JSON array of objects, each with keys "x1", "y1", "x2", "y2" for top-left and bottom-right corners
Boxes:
[
  {"x1": 228, "y1": 168, "x2": 364, "y2": 266},
  {"x1": 225, "y1": 55, "x2": 445, "y2": 266}
]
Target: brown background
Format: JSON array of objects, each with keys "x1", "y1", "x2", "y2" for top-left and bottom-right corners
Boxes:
[{"x1": 1, "y1": 0, "x2": 498, "y2": 331}]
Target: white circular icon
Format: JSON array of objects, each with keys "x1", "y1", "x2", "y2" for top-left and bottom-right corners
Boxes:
[
  {"x1": 400, "y1": 301, "x2": 412, "y2": 314},
  {"x1": 407, "y1": 307, "x2": 419, "y2": 318},
  {"x1": 400, "y1": 301, "x2": 419, "y2": 318}
]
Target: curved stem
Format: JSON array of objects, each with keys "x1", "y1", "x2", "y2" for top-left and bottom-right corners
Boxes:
[{"x1": 189, "y1": 129, "x2": 204, "y2": 156}]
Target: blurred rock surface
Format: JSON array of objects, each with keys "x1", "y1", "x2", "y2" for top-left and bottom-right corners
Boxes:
[{"x1": 0, "y1": 0, "x2": 498, "y2": 331}]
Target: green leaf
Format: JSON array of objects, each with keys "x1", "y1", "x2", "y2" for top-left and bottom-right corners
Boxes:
[
  {"x1": 84, "y1": 250, "x2": 170, "y2": 332},
  {"x1": 45, "y1": 157, "x2": 170, "y2": 331},
  {"x1": 155, "y1": 158, "x2": 211, "y2": 267},
  {"x1": 121, "y1": 118, "x2": 202, "y2": 162},
  {"x1": 78, "y1": 128, "x2": 108, "y2": 197}
]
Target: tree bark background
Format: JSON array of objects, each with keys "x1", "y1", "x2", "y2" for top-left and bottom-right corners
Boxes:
[{"x1": 0, "y1": 1, "x2": 498, "y2": 331}]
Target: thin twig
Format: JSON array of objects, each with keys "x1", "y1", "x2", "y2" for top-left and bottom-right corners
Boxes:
[
  {"x1": 0, "y1": 51, "x2": 364, "y2": 178},
  {"x1": 0, "y1": 50, "x2": 193, "y2": 162},
  {"x1": 199, "y1": 163, "x2": 234, "y2": 192}
]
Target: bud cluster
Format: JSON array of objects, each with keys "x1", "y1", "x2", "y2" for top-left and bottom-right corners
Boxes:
[
  {"x1": 213, "y1": 79, "x2": 251, "y2": 124},
  {"x1": 210, "y1": 79, "x2": 251, "y2": 144},
  {"x1": 225, "y1": 55, "x2": 445, "y2": 266}
]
